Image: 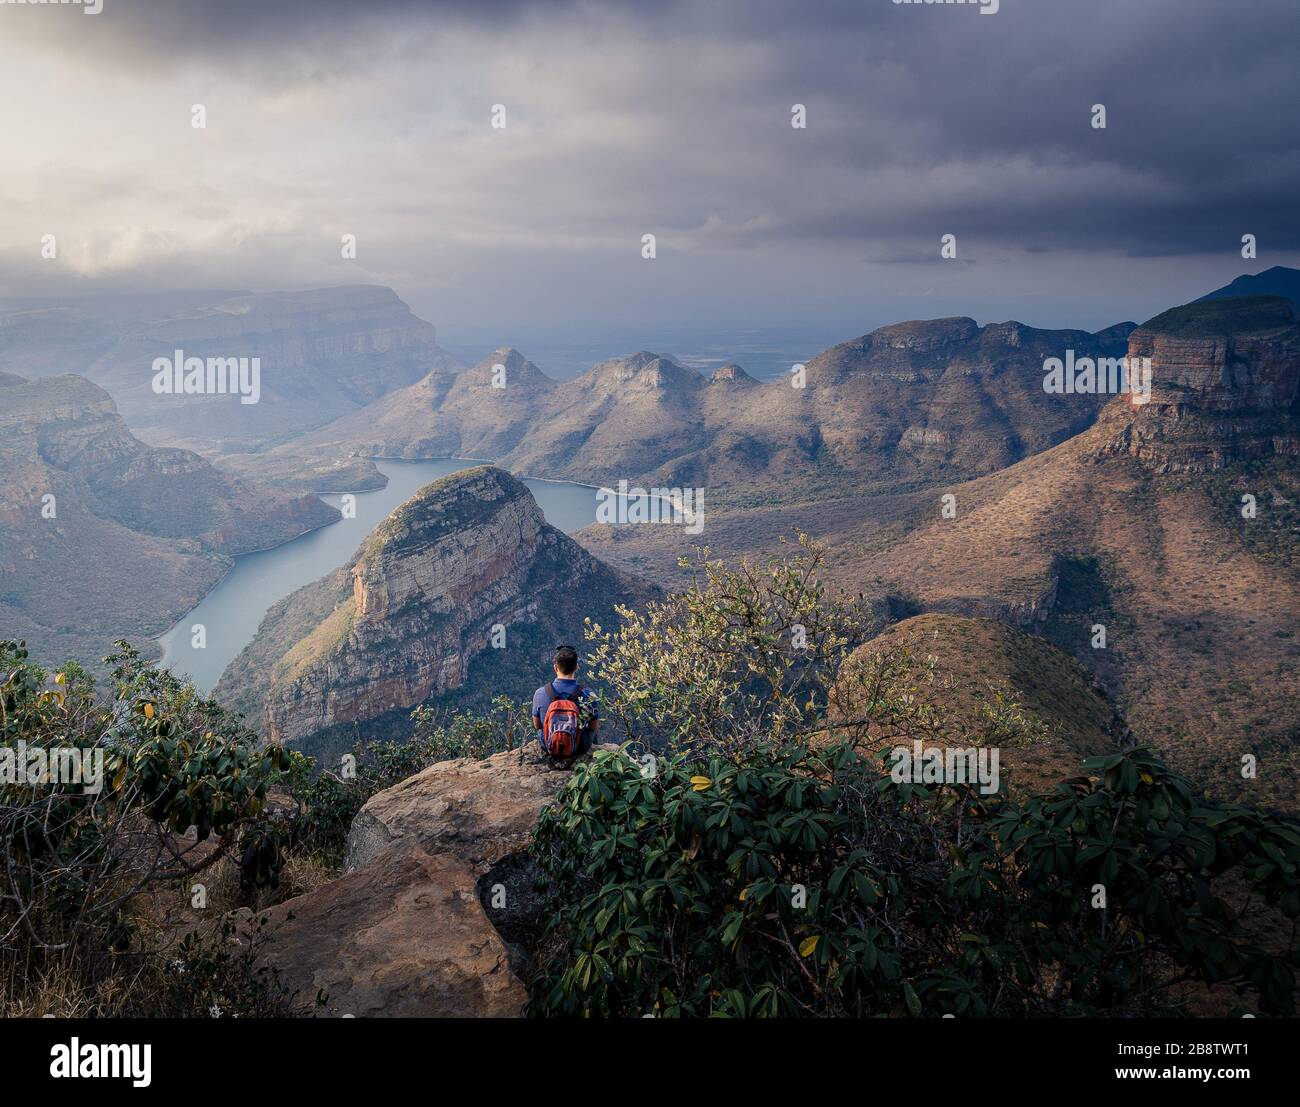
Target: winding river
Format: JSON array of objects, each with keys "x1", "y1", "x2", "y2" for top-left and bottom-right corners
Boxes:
[{"x1": 157, "y1": 459, "x2": 602, "y2": 693}]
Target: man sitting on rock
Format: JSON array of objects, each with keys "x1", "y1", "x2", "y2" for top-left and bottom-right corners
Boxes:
[{"x1": 532, "y1": 645, "x2": 598, "y2": 760}]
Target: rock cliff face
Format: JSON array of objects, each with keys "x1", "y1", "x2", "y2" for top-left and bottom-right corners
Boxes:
[
  {"x1": 0, "y1": 371, "x2": 337, "y2": 673},
  {"x1": 258, "y1": 466, "x2": 634, "y2": 746},
  {"x1": 2, "y1": 286, "x2": 456, "y2": 456},
  {"x1": 812, "y1": 298, "x2": 1300, "y2": 810},
  {"x1": 279, "y1": 318, "x2": 1134, "y2": 501},
  {"x1": 1096, "y1": 297, "x2": 1300, "y2": 473}
]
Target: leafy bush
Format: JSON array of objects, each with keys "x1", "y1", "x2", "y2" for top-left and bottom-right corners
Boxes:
[
  {"x1": 583, "y1": 536, "x2": 878, "y2": 754},
  {"x1": 528, "y1": 741, "x2": 1299, "y2": 1017},
  {"x1": 0, "y1": 639, "x2": 289, "y2": 1014}
]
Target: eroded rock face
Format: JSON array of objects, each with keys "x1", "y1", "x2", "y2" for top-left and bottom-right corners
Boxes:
[
  {"x1": 0, "y1": 371, "x2": 339, "y2": 674},
  {"x1": 244, "y1": 837, "x2": 526, "y2": 1018},
  {"x1": 250, "y1": 741, "x2": 620, "y2": 1017},
  {"x1": 1098, "y1": 296, "x2": 1300, "y2": 473},
  {"x1": 263, "y1": 466, "x2": 631, "y2": 745}
]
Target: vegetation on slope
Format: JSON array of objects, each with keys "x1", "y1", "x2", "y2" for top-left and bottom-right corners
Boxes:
[
  {"x1": 527, "y1": 541, "x2": 1300, "y2": 1018},
  {"x1": 5, "y1": 539, "x2": 1296, "y2": 1018}
]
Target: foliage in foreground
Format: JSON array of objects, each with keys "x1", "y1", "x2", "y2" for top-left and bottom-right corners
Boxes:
[
  {"x1": 529, "y1": 741, "x2": 1300, "y2": 1017},
  {"x1": 0, "y1": 639, "x2": 296, "y2": 1015},
  {"x1": 0, "y1": 638, "x2": 517, "y2": 1014},
  {"x1": 536, "y1": 539, "x2": 1299, "y2": 1018}
]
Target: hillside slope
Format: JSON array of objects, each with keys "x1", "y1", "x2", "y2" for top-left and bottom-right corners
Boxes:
[
  {"x1": 840, "y1": 614, "x2": 1129, "y2": 795},
  {"x1": 0, "y1": 372, "x2": 338, "y2": 672},
  {"x1": 218, "y1": 466, "x2": 641, "y2": 751}
]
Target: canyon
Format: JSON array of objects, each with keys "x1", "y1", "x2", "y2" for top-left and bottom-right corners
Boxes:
[
  {"x1": 218, "y1": 466, "x2": 641, "y2": 752},
  {"x1": 0, "y1": 371, "x2": 337, "y2": 673}
]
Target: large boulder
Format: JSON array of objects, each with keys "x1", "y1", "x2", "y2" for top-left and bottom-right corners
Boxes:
[
  {"x1": 245, "y1": 837, "x2": 525, "y2": 1018},
  {"x1": 344, "y1": 741, "x2": 613, "y2": 874},
  {"x1": 248, "y1": 742, "x2": 620, "y2": 1016}
]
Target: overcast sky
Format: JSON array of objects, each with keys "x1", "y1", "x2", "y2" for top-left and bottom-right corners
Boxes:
[{"x1": 1, "y1": 0, "x2": 1297, "y2": 342}]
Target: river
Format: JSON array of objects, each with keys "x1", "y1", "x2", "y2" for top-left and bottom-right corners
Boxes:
[{"x1": 156, "y1": 458, "x2": 603, "y2": 693}]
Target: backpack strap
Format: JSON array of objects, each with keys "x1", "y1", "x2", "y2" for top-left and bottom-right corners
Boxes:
[
  {"x1": 545, "y1": 682, "x2": 584, "y2": 723},
  {"x1": 547, "y1": 681, "x2": 583, "y2": 703}
]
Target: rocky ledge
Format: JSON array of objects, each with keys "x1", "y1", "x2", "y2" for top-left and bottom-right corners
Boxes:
[{"x1": 243, "y1": 742, "x2": 617, "y2": 1017}]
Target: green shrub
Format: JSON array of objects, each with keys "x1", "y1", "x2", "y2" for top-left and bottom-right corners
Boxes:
[
  {"x1": 528, "y1": 741, "x2": 1299, "y2": 1017},
  {"x1": 0, "y1": 639, "x2": 288, "y2": 1014},
  {"x1": 583, "y1": 536, "x2": 878, "y2": 755}
]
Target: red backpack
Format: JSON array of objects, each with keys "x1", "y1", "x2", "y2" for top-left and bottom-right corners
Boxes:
[{"x1": 540, "y1": 682, "x2": 586, "y2": 758}]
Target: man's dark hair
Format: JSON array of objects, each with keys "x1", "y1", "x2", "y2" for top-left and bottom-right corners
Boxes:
[{"x1": 554, "y1": 645, "x2": 579, "y2": 676}]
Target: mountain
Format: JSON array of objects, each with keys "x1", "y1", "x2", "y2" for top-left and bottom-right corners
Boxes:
[
  {"x1": 271, "y1": 347, "x2": 555, "y2": 468},
  {"x1": 272, "y1": 318, "x2": 1134, "y2": 500},
  {"x1": 663, "y1": 317, "x2": 1136, "y2": 496},
  {"x1": 573, "y1": 297, "x2": 1300, "y2": 810},
  {"x1": 0, "y1": 286, "x2": 457, "y2": 457},
  {"x1": 216, "y1": 466, "x2": 640, "y2": 751},
  {"x1": 840, "y1": 614, "x2": 1129, "y2": 795},
  {"x1": 0, "y1": 372, "x2": 338, "y2": 672},
  {"x1": 1198, "y1": 265, "x2": 1300, "y2": 313},
  {"x1": 849, "y1": 297, "x2": 1300, "y2": 809}
]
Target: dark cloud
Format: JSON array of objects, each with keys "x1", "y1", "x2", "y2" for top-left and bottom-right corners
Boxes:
[{"x1": 1, "y1": 0, "x2": 1297, "y2": 330}]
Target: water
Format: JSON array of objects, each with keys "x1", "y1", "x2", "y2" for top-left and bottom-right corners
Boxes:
[{"x1": 157, "y1": 458, "x2": 603, "y2": 693}]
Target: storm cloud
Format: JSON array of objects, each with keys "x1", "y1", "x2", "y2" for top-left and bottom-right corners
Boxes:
[{"x1": 1, "y1": 0, "x2": 1296, "y2": 335}]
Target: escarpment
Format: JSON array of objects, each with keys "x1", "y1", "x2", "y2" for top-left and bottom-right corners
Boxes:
[
  {"x1": 255, "y1": 466, "x2": 636, "y2": 746},
  {"x1": 1095, "y1": 296, "x2": 1300, "y2": 473}
]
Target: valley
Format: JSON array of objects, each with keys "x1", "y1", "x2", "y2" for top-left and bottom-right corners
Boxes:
[{"x1": 2, "y1": 275, "x2": 1296, "y2": 809}]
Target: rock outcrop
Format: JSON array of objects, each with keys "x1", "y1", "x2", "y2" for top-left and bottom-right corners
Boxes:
[
  {"x1": 1096, "y1": 296, "x2": 1300, "y2": 473},
  {"x1": 244, "y1": 837, "x2": 527, "y2": 1018},
  {"x1": 344, "y1": 740, "x2": 587, "y2": 873},
  {"x1": 252, "y1": 466, "x2": 635, "y2": 746},
  {"x1": 250, "y1": 742, "x2": 617, "y2": 1017}
]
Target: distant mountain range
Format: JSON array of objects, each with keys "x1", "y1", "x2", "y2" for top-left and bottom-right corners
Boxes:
[
  {"x1": 1198, "y1": 265, "x2": 1300, "y2": 313},
  {"x1": 0, "y1": 286, "x2": 458, "y2": 457},
  {"x1": 269, "y1": 317, "x2": 1136, "y2": 503}
]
